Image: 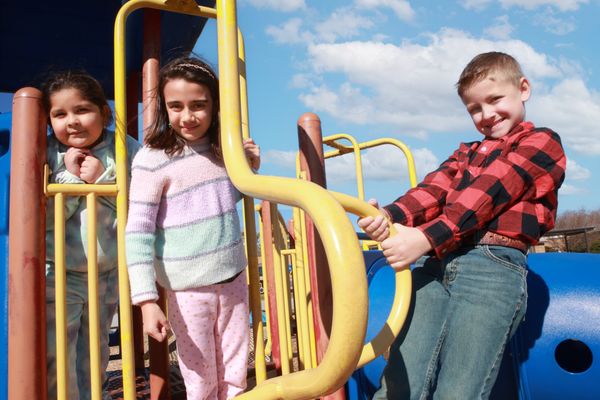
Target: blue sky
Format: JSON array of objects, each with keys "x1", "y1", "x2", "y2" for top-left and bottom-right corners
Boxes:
[
  {"x1": 2, "y1": 0, "x2": 598, "y2": 216},
  {"x1": 193, "y1": 0, "x2": 600, "y2": 216}
]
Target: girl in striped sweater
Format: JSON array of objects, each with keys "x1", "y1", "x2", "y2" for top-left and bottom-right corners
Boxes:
[{"x1": 125, "y1": 57, "x2": 260, "y2": 400}]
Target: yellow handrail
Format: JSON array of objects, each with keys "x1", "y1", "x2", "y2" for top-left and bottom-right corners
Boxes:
[
  {"x1": 238, "y1": 28, "x2": 267, "y2": 384},
  {"x1": 217, "y1": 0, "x2": 369, "y2": 398},
  {"x1": 114, "y1": 3, "x2": 220, "y2": 399},
  {"x1": 329, "y1": 191, "x2": 412, "y2": 368},
  {"x1": 324, "y1": 135, "x2": 419, "y2": 189},
  {"x1": 322, "y1": 133, "x2": 417, "y2": 367}
]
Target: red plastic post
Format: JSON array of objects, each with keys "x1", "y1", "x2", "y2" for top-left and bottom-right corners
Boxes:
[
  {"x1": 8, "y1": 88, "x2": 48, "y2": 400},
  {"x1": 297, "y1": 112, "x2": 345, "y2": 399}
]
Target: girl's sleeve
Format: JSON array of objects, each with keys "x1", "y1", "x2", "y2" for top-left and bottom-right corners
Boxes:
[
  {"x1": 125, "y1": 150, "x2": 163, "y2": 305},
  {"x1": 383, "y1": 147, "x2": 462, "y2": 226},
  {"x1": 47, "y1": 139, "x2": 84, "y2": 221}
]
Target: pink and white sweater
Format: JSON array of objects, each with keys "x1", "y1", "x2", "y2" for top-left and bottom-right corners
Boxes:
[{"x1": 125, "y1": 140, "x2": 247, "y2": 305}]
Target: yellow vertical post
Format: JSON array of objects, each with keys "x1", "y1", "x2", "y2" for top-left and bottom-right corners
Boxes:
[
  {"x1": 86, "y1": 193, "x2": 102, "y2": 400},
  {"x1": 113, "y1": 7, "x2": 136, "y2": 400},
  {"x1": 54, "y1": 193, "x2": 68, "y2": 400},
  {"x1": 238, "y1": 28, "x2": 267, "y2": 384}
]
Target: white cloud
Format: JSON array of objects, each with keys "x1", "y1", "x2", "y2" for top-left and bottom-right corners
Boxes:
[
  {"x1": 263, "y1": 145, "x2": 439, "y2": 183},
  {"x1": 559, "y1": 183, "x2": 589, "y2": 195},
  {"x1": 460, "y1": 0, "x2": 589, "y2": 11},
  {"x1": 355, "y1": 0, "x2": 416, "y2": 22},
  {"x1": 266, "y1": 18, "x2": 314, "y2": 44},
  {"x1": 263, "y1": 149, "x2": 297, "y2": 170},
  {"x1": 460, "y1": 0, "x2": 493, "y2": 10},
  {"x1": 315, "y1": 9, "x2": 375, "y2": 43},
  {"x1": 484, "y1": 15, "x2": 515, "y2": 40},
  {"x1": 325, "y1": 144, "x2": 440, "y2": 182},
  {"x1": 528, "y1": 78, "x2": 600, "y2": 155},
  {"x1": 533, "y1": 8, "x2": 577, "y2": 35},
  {"x1": 565, "y1": 158, "x2": 591, "y2": 180},
  {"x1": 298, "y1": 29, "x2": 564, "y2": 138},
  {"x1": 244, "y1": 0, "x2": 306, "y2": 12},
  {"x1": 290, "y1": 74, "x2": 313, "y2": 89},
  {"x1": 499, "y1": 0, "x2": 589, "y2": 11}
]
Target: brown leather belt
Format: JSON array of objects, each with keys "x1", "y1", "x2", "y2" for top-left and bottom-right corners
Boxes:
[{"x1": 468, "y1": 231, "x2": 528, "y2": 253}]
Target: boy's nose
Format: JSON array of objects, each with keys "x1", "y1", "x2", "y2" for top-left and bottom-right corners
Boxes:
[{"x1": 481, "y1": 106, "x2": 495, "y2": 121}]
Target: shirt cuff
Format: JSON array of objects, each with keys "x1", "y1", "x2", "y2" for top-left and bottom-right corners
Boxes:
[
  {"x1": 56, "y1": 170, "x2": 84, "y2": 184},
  {"x1": 418, "y1": 219, "x2": 458, "y2": 258},
  {"x1": 383, "y1": 203, "x2": 407, "y2": 224}
]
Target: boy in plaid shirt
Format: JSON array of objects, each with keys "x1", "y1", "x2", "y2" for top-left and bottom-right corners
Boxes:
[{"x1": 359, "y1": 52, "x2": 566, "y2": 399}]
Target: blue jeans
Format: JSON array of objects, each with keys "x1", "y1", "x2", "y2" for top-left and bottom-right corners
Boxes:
[{"x1": 372, "y1": 245, "x2": 528, "y2": 400}]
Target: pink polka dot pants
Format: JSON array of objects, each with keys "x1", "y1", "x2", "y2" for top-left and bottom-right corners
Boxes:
[{"x1": 168, "y1": 272, "x2": 249, "y2": 400}]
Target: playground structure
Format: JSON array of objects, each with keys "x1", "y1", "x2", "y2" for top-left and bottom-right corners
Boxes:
[{"x1": 1, "y1": 1, "x2": 599, "y2": 399}]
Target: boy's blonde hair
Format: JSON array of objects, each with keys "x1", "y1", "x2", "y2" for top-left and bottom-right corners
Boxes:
[{"x1": 456, "y1": 52, "x2": 524, "y2": 98}]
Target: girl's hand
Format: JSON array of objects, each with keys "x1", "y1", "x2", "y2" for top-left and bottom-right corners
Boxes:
[
  {"x1": 243, "y1": 138, "x2": 260, "y2": 171},
  {"x1": 140, "y1": 301, "x2": 170, "y2": 342},
  {"x1": 79, "y1": 153, "x2": 105, "y2": 183},
  {"x1": 64, "y1": 147, "x2": 87, "y2": 177},
  {"x1": 357, "y1": 198, "x2": 391, "y2": 242}
]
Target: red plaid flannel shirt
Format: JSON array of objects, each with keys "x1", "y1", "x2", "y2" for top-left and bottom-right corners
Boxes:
[{"x1": 383, "y1": 121, "x2": 566, "y2": 258}]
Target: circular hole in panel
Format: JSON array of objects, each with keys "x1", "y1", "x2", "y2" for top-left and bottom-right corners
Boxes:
[{"x1": 554, "y1": 339, "x2": 593, "y2": 373}]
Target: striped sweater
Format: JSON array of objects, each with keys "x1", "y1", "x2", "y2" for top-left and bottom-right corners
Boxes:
[{"x1": 125, "y1": 139, "x2": 247, "y2": 305}]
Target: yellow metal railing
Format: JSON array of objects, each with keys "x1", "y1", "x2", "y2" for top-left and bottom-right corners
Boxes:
[
  {"x1": 217, "y1": 0, "x2": 372, "y2": 398},
  {"x1": 323, "y1": 134, "x2": 419, "y2": 198},
  {"x1": 45, "y1": 180, "x2": 119, "y2": 400},
  {"x1": 111, "y1": 1, "x2": 412, "y2": 399}
]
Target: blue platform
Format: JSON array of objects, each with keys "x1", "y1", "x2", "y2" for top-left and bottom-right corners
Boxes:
[
  {"x1": 348, "y1": 251, "x2": 600, "y2": 400},
  {"x1": 0, "y1": 112, "x2": 11, "y2": 400}
]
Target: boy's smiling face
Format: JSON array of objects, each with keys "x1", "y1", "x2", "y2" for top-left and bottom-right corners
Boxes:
[{"x1": 461, "y1": 74, "x2": 531, "y2": 139}]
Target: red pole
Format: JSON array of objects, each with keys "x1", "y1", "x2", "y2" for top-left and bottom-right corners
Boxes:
[
  {"x1": 297, "y1": 112, "x2": 345, "y2": 400},
  {"x1": 142, "y1": 9, "x2": 171, "y2": 400},
  {"x1": 8, "y1": 88, "x2": 48, "y2": 400}
]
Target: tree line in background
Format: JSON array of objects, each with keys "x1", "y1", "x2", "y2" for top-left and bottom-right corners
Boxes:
[{"x1": 553, "y1": 208, "x2": 600, "y2": 253}]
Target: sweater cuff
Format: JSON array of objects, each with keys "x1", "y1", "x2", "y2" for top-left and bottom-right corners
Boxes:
[
  {"x1": 131, "y1": 291, "x2": 159, "y2": 306},
  {"x1": 418, "y1": 219, "x2": 458, "y2": 258}
]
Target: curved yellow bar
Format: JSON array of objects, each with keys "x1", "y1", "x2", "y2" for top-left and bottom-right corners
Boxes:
[
  {"x1": 324, "y1": 135, "x2": 418, "y2": 188},
  {"x1": 115, "y1": 3, "x2": 220, "y2": 399},
  {"x1": 217, "y1": 1, "x2": 368, "y2": 398},
  {"x1": 323, "y1": 133, "x2": 415, "y2": 366},
  {"x1": 329, "y1": 191, "x2": 412, "y2": 368}
]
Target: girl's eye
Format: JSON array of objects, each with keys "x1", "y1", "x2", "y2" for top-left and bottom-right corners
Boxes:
[
  {"x1": 192, "y1": 102, "x2": 206, "y2": 110},
  {"x1": 52, "y1": 112, "x2": 65, "y2": 118}
]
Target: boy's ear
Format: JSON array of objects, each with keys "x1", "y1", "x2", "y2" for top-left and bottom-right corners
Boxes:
[{"x1": 519, "y1": 77, "x2": 531, "y2": 102}]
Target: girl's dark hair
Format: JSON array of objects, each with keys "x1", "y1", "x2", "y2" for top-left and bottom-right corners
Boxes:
[
  {"x1": 41, "y1": 70, "x2": 113, "y2": 126},
  {"x1": 145, "y1": 56, "x2": 220, "y2": 156}
]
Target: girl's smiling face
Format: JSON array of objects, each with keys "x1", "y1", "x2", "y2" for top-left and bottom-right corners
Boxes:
[
  {"x1": 49, "y1": 88, "x2": 108, "y2": 148},
  {"x1": 163, "y1": 78, "x2": 214, "y2": 145}
]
